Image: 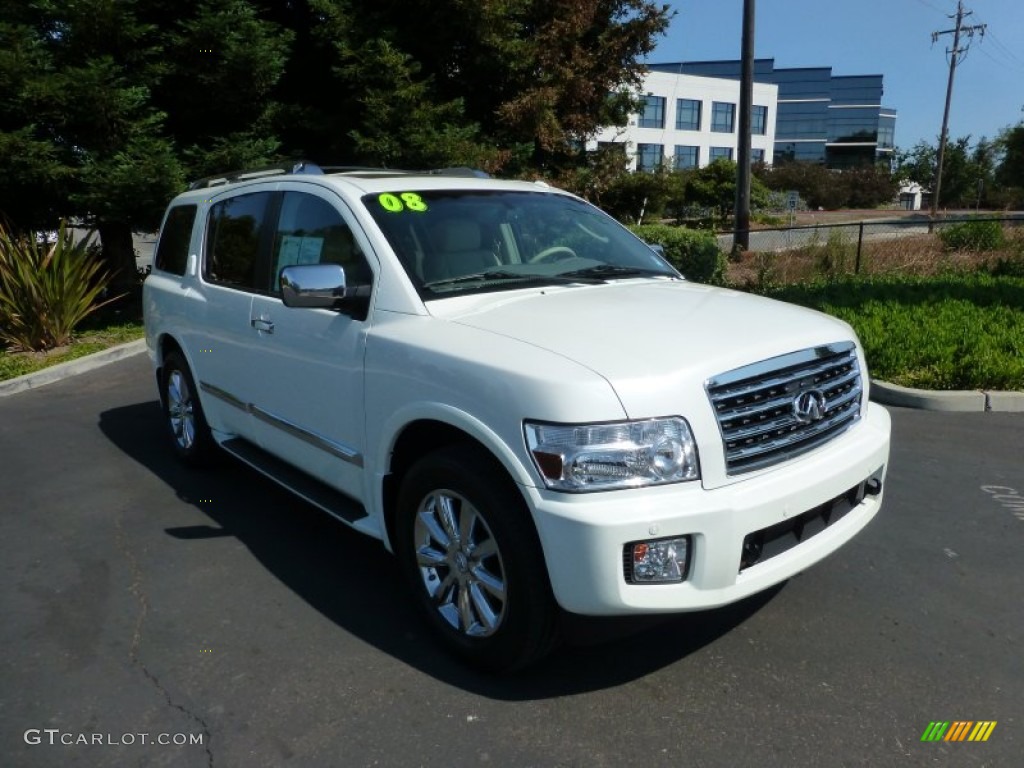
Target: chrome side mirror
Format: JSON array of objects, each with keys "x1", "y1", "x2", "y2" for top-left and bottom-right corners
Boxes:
[{"x1": 280, "y1": 264, "x2": 347, "y2": 309}]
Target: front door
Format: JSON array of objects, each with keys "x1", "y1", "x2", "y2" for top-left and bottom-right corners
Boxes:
[{"x1": 244, "y1": 188, "x2": 376, "y2": 502}]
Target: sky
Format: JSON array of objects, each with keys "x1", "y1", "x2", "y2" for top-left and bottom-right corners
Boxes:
[{"x1": 650, "y1": 0, "x2": 1024, "y2": 150}]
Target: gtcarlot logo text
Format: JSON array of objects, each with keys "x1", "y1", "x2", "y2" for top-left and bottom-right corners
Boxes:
[{"x1": 24, "y1": 729, "x2": 204, "y2": 747}]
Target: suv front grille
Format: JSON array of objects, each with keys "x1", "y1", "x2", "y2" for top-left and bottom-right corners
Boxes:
[{"x1": 706, "y1": 342, "x2": 862, "y2": 475}]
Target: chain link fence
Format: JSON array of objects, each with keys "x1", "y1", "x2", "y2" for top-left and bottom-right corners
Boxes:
[{"x1": 719, "y1": 214, "x2": 1024, "y2": 287}]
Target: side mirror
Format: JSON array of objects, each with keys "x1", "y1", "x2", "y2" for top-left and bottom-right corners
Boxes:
[{"x1": 280, "y1": 264, "x2": 348, "y2": 309}]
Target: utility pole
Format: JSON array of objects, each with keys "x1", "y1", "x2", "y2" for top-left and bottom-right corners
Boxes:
[
  {"x1": 732, "y1": 0, "x2": 755, "y2": 256},
  {"x1": 929, "y1": 1, "x2": 986, "y2": 221}
]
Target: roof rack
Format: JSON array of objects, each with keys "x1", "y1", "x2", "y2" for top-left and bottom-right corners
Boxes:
[
  {"x1": 188, "y1": 162, "x2": 490, "y2": 190},
  {"x1": 326, "y1": 166, "x2": 490, "y2": 179},
  {"x1": 188, "y1": 161, "x2": 324, "y2": 190}
]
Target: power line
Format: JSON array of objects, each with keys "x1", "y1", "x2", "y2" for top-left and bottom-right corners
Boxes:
[{"x1": 929, "y1": 0, "x2": 986, "y2": 220}]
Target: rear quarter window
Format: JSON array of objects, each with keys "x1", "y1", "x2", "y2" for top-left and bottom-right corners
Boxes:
[{"x1": 154, "y1": 205, "x2": 197, "y2": 276}]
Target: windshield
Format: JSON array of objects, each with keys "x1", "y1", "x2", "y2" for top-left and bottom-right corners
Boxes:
[{"x1": 361, "y1": 189, "x2": 678, "y2": 296}]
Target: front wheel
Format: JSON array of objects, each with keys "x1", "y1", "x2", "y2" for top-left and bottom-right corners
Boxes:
[{"x1": 396, "y1": 445, "x2": 559, "y2": 672}]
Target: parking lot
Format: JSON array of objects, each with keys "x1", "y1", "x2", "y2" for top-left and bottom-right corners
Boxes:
[{"x1": 2, "y1": 354, "x2": 1021, "y2": 767}]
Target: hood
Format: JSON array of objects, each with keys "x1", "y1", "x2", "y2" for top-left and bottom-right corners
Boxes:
[{"x1": 441, "y1": 280, "x2": 857, "y2": 417}]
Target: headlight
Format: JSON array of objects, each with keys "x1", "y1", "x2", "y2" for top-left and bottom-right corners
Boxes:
[{"x1": 524, "y1": 417, "x2": 700, "y2": 492}]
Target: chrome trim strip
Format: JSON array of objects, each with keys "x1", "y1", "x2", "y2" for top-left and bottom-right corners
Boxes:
[
  {"x1": 710, "y1": 352, "x2": 857, "y2": 401},
  {"x1": 200, "y1": 381, "x2": 246, "y2": 411},
  {"x1": 198, "y1": 381, "x2": 363, "y2": 467},
  {"x1": 706, "y1": 341, "x2": 856, "y2": 390},
  {"x1": 249, "y1": 406, "x2": 364, "y2": 467},
  {"x1": 726, "y1": 408, "x2": 859, "y2": 462},
  {"x1": 720, "y1": 387, "x2": 861, "y2": 443}
]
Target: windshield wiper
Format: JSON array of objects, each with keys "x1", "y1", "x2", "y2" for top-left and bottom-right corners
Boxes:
[
  {"x1": 559, "y1": 264, "x2": 676, "y2": 280},
  {"x1": 423, "y1": 269, "x2": 602, "y2": 290}
]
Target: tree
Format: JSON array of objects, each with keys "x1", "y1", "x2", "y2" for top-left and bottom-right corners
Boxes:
[
  {"x1": 0, "y1": 0, "x2": 291, "y2": 291},
  {"x1": 995, "y1": 122, "x2": 1024, "y2": 204},
  {"x1": 322, "y1": 0, "x2": 671, "y2": 167},
  {"x1": 895, "y1": 136, "x2": 995, "y2": 209},
  {"x1": 756, "y1": 162, "x2": 847, "y2": 210},
  {"x1": 0, "y1": 0, "x2": 672, "y2": 285}
]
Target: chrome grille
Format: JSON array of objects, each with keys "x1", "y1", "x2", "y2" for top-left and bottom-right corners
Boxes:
[{"x1": 706, "y1": 342, "x2": 862, "y2": 475}]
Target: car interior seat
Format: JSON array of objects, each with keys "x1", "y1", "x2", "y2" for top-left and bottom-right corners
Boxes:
[{"x1": 425, "y1": 219, "x2": 500, "y2": 283}]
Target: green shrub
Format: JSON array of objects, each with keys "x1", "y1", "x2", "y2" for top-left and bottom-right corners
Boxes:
[
  {"x1": 628, "y1": 223, "x2": 726, "y2": 285},
  {"x1": 764, "y1": 274, "x2": 1024, "y2": 390},
  {"x1": 939, "y1": 219, "x2": 1005, "y2": 252},
  {"x1": 0, "y1": 221, "x2": 120, "y2": 351}
]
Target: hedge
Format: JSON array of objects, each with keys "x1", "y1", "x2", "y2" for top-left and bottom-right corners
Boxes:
[{"x1": 628, "y1": 224, "x2": 726, "y2": 285}]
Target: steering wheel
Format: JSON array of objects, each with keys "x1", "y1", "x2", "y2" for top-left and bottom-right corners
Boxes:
[{"x1": 528, "y1": 246, "x2": 577, "y2": 264}]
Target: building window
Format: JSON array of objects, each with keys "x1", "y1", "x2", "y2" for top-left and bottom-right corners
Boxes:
[
  {"x1": 709, "y1": 147, "x2": 733, "y2": 162},
  {"x1": 675, "y1": 99, "x2": 701, "y2": 131},
  {"x1": 751, "y1": 148, "x2": 765, "y2": 164},
  {"x1": 636, "y1": 143, "x2": 664, "y2": 171},
  {"x1": 711, "y1": 102, "x2": 735, "y2": 133},
  {"x1": 673, "y1": 145, "x2": 699, "y2": 169},
  {"x1": 752, "y1": 105, "x2": 768, "y2": 135},
  {"x1": 638, "y1": 96, "x2": 665, "y2": 129}
]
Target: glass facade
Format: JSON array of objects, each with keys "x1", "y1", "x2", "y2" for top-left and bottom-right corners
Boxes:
[
  {"x1": 711, "y1": 102, "x2": 735, "y2": 133},
  {"x1": 751, "y1": 148, "x2": 765, "y2": 164},
  {"x1": 674, "y1": 145, "x2": 699, "y2": 169},
  {"x1": 828, "y1": 106, "x2": 880, "y2": 144},
  {"x1": 637, "y1": 143, "x2": 664, "y2": 171},
  {"x1": 639, "y1": 96, "x2": 665, "y2": 129},
  {"x1": 650, "y1": 59, "x2": 896, "y2": 168},
  {"x1": 676, "y1": 98, "x2": 701, "y2": 130},
  {"x1": 752, "y1": 105, "x2": 768, "y2": 135}
]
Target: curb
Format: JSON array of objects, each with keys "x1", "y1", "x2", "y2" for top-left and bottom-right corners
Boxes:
[
  {"x1": 0, "y1": 338, "x2": 147, "y2": 398},
  {"x1": 870, "y1": 380, "x2": 1024, "y2": 413}
]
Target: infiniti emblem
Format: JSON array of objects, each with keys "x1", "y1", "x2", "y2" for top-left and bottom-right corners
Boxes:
[{"x1": 793, "y1": 389, "x2": 827, "y2": 424}]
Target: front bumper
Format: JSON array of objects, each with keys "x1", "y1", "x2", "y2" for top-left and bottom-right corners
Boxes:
[{"x1": 525, "y1": 403, "x2": 891, "y2": 615}]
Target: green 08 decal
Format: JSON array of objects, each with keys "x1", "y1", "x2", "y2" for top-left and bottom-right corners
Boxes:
[{"x1": 378, "y1": 192, "x2": 428, "y2": 213}]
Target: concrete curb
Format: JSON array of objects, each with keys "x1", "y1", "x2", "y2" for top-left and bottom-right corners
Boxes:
[
  {"x1": 0, "y1": 338, "x2": 147, "y2": 398},
  {"x1": 870, "y1": 379, "x2": 1024, "y2": 413}
]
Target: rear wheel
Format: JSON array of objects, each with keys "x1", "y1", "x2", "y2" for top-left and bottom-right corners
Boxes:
[
  {"x1": 160, "y1": 351, "x2": 215, "y2": 466},
  {"x1": 396, "y1": 445, "x2": 559, "y2": 672}
]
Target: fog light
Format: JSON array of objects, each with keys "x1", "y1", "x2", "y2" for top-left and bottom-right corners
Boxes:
[{"x1": 626, "y1": 536, "x2": 690, "y2": 583}]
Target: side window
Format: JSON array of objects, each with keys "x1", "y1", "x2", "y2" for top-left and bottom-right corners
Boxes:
[
  {"x1": 205, "y1": 192, "x2": 275, "y2": 291},
  {"x1": 154, "y1": 205, "x2": 196, "y2": 276},
  {"x1": 272, "y1": 192, "x2": 371, "y2": 291}
]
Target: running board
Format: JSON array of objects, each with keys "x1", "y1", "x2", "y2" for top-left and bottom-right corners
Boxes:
[{"x1": 220, "y1": 437, "x2": 369, "y2": 524}]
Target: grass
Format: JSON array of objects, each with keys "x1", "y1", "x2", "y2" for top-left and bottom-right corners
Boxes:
[
  {"x1": 763, "y1": 274, "x2": 1024, "y2": 390},
  {"x1": 0, "y1": 319, "x2": 143, "y2": 381}
]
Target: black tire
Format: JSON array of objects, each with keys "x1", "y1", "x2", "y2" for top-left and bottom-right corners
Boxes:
[
  {"x1": 160, "y1": 351, "x2": 216, "y2": 466},
  {"x1": 396, "y1": 444, "x2": 559, "y2": 672}
]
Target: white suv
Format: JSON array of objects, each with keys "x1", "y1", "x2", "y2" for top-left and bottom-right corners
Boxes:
[{"x1": 144, "y1": 162, "x2": 891, "y2": 671}]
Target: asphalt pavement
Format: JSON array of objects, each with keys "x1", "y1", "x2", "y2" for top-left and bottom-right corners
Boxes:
[{"x1": 2, "y1": 355, "x2": 1022, "y2": 767}]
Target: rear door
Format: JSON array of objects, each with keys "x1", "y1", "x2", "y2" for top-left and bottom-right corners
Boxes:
[{"x1": 191, "y1": 189, "x2": 277, "y2": 439}]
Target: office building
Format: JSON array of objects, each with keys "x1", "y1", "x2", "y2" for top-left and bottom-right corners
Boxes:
[{"x1": 648, "y1": 60, "x2": 897, "y2": 168}]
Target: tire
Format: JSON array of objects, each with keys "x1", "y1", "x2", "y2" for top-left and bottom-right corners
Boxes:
[
  {"x1": 160, "y1": 351, "x2": 216, "y2": 466},
  {"x1": 396, "y1": 445, "x2": 559, "y2": 672}
]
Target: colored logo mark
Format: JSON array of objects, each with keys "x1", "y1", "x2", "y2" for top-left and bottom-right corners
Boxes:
[{"x1": 921, "y1": 721, "x2": 997, "y2": 742}]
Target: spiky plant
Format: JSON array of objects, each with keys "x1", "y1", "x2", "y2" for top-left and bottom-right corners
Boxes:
[{"x1": 0, "y1": 221, "x2": 122, "y2": 351}]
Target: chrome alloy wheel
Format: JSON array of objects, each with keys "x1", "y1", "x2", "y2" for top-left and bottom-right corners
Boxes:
[
  {"x1": 413, "y1": 490, "x2": 507, "y2": 637},
  {"x1": 166, "y1": 369, "x2": 196, "y2": 450}
]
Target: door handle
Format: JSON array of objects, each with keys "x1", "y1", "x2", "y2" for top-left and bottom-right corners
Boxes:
[{"x1": 251, "y1": 318, "x2": 275, "y2": 334}]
